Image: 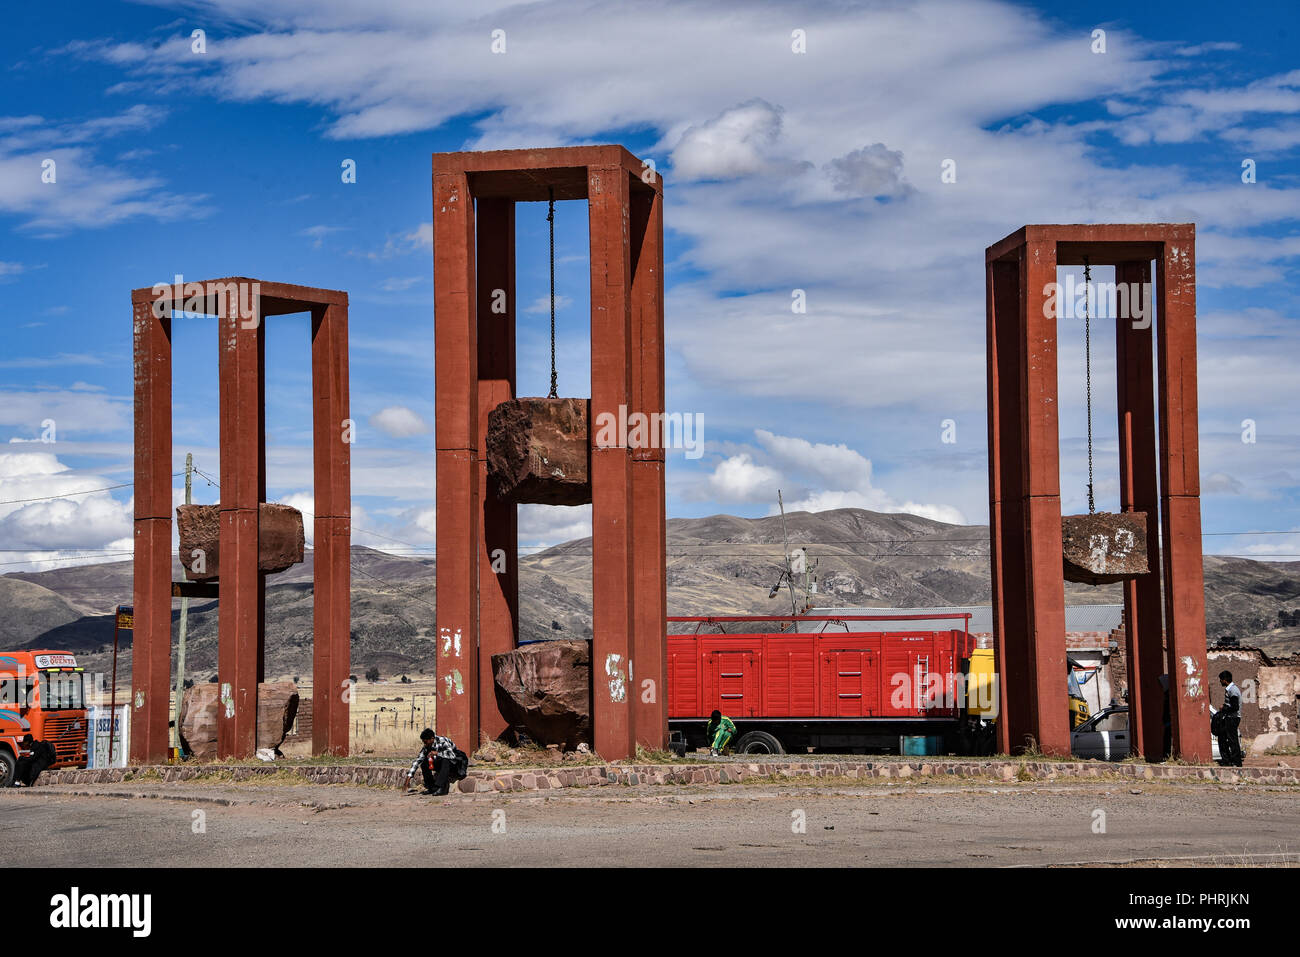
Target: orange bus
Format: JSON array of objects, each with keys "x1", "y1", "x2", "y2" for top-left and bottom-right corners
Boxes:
[{"x1": 1, "y1": 651, "x2": 89, "y2": 787}]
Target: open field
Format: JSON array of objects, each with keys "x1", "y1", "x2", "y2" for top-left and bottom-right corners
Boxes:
[{"x1": 3, "y1": 776, "x2": 1296, "y2": 867}]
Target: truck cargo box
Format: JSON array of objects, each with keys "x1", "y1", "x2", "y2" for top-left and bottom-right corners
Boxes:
[{"x1": 667, "y1": 618, "x2": 975, "y2": 723}]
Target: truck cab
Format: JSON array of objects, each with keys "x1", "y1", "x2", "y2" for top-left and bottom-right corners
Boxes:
[{"x1": 0, "y1": 651, "x2": 89, "y2": 786}]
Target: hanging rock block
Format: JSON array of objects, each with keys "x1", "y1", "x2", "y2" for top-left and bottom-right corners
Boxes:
[
  {"x1": 486, "y1": 397, "x2": 592, "y2": 505},
  {"x1": 1061, "y1": 511, "x2": 1150, "y2": 585},
  {"x1": 176, "y1": 503, "x2": 306, "y2": 581}
]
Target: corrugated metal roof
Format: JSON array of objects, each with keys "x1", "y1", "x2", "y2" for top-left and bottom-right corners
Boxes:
[{"x1": 802, "y1": 604, "x2": 1123, "y2": 634}]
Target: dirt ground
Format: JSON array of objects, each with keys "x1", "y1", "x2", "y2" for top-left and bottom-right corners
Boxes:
[{"x1": 4, "y1": 777, "x2": 1297, "y2": 867}]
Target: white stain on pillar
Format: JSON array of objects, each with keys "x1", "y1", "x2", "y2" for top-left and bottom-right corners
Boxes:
[
  {"x1": 605, "y1": 654, "x2": 627, "y2": 703},
  {"x1": 1181, "y1": 655, "x2": 1203, "y2": 699}
]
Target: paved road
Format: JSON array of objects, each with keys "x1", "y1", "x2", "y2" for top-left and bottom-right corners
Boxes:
[{"x1": 3, "y1": 779, "x2": 1297, "y2": 867}]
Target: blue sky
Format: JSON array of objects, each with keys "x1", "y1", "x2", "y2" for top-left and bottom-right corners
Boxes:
[{"x1": 0, "y1": 0, "x2": 1297, "y2": 572}]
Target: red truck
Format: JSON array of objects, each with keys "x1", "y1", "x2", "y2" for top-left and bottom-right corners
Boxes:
[{"x1": 667, "y1": 614, "x2": 994, "y2": 755}]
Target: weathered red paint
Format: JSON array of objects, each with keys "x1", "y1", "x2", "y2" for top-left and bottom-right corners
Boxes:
[
  {"x1": 1115, "y1": 261, "x2": 1165, "y2": 760},
  {"x1": 129, "y1": 294, "x2": 173, "y2": 763},
  {"x1": 985, "y1": 225, "x2": 1209, "y2": 761},
  {"x1": 476, "y1": 197, "x2": 519, "y2": 745},
  {"x1": 310, "y1": 300, "x2": 352, "y2": 756},
  {"x1": 129, "y1": 279, "x2": 351, "y2": 761},
  {"x1": 433, "y1": 146, "x2": 667, "y2": 760}
]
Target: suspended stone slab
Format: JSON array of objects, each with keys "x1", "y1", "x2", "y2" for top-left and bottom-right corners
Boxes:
[
  {"x1": 176, "y1": 502, "x2": 305, "y2": 581},
  {"x1": 491, "y1": 639, "x2": 592, "y2": 750},
  {"x1": 486, "y1": 397, "x2": 592, "y2": 505},
  {"x1": 1062, "y1": 511, "x2": 1150, "y2": 585}
]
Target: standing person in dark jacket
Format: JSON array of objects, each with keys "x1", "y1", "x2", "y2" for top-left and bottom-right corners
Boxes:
[
  {"x1": 14, "y1": 734, "x2": 57, "y2": 787},
  {"x1": 1215, "y1": 671, "x2": 1244, "y2": 768},
  {"x1": 406, "y1": 728, "x2": 458, "y2": 795}
]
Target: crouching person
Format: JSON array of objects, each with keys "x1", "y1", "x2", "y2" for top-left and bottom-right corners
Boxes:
[
  {"x1": 706, "y1": 710, "x2": 736, "y2": 757},
  {"x1": 15, "y1": 734, "x2": 57, "y2": 787},
  {"x1": 407, "y1": 728, "x2": 459, "y2": 796}
]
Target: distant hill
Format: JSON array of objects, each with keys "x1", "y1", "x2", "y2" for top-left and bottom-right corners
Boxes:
[{"x1": 3, "y1": 508, "x2": 1297, "y2": 680}]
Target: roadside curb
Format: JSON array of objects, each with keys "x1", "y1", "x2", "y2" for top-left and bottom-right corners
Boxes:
[{"x1": 31, "y1": 758, "x2": 1299, "y2": 792}]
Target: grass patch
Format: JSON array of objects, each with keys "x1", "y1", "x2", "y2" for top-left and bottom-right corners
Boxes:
[{"x1": 629, "y1": 746, "x2": 691, "y2": 765}]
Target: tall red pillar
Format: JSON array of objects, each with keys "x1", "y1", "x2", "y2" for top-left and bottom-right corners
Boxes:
[
  {"x1": 476, "y1": 197, "x2": 519, "y2": 744},
  {"x1": 311, "y1": 299, "x2": 352, "y2": 755},
  {"x1": 630, "y1": 184, "x2": 667, "y2": 749},
  {"x1": 1157, "y1": 238, "x2": 1212, "y2": 762},
  {"x1": 1115, "y1": 261, "x2": 1165, "y2": 760},
  {"x1": 1019, "y1": 238, "x2": 1071, "y2": 756},
  {"x1": 129, "y1": 294, "x2": 173, "y2": 764},
  {"x1": 217, "y1": 295, "x2": 264, "y2": 758},
  {"x1": 986, "y1": 257, "x2": 1030, "y2": 755},
  {"x1": 434, "y1": 167, "x2": 481, "y2": 751},
  {"x1": 588, "y1": 163, "x2": 638, "y2": 759}
]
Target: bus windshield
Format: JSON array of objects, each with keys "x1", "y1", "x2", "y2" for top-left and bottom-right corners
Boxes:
[{"x1": 38, "y1": 671, "x2": 84, "y2": 710}]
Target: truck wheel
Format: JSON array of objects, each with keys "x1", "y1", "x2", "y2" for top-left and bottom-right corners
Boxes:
[
  {"x1": 0, "y1": 748, "x2": 15, "y2": 788},
  {"x1": 735, "y1": 731, "x2": 784, "y2": 755}
]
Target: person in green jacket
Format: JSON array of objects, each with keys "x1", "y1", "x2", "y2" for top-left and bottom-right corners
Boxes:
[{"x1": 706, "y1": 710, "x2": 736, "y2": 757}]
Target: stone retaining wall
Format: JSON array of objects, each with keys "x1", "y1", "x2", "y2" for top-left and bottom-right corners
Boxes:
[{"x1": 32, "y1": 759, "x2": 1300, "y2": 792}]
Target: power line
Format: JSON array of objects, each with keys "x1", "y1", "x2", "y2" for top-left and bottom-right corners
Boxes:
[
  {"x1": 0, "y1": 477, "x2": 179, "y2": 507},
  {"x1": 0, "y1": 551, "x2": 133, "y2": 568}
]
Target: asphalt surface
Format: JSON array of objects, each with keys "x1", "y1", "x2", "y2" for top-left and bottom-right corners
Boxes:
[{"x1": 3, "y1": 777, "x2": 1298, "y2": 867}]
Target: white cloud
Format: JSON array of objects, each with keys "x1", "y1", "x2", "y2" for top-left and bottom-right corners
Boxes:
[
  {"x1": 670, "y1": 100, "x2": 791, "y2": 181},
  {"x1": 700, "y1": 430, "x2": 965, "y2": 525},
  {"x1": 378, "y1": 276, "x2": 422, "y2": 292},
  {"x1": 825, "y1": 143, "x2": 914, "y2": 199},
  {"x1": 1203, "y1": 473, "x2": 1245, "y2": 495},
  {"x1": 519, "y1": 504, "x2": 591, "y2": 549},
  {"x1": 524, "y1": 294, "x2": 572, "y2": 314},
  {"x1": 300, "y1": 224, "x2": 346, "y2": 247},
  {"x1": 707, "y1": 453, "x2": 782, "y2": 502},
  {"x1": 781, "y1": 488, "x2": 965, "y2": 526},
  {"x1": 0, "y1": 451, "x2": 133, "y2": 564},
  {"x1": 0, "y1": 105, "x2": 205, "y2": 232},
  {"x1": 360, "y1": 222, "x2": 431, "y2": 260},
  {"x1": 368, "y1": 405, "x2": 431, "y2": 439},
  {"x1": 755, "y1": 430, "x2": 874, "y2": 492},
  {"x1": 278, "y1": 490, "x2": 373, "y2": 547},
  {"x1": 0, "y1": 389, "x2": 130, "y2": 436}
]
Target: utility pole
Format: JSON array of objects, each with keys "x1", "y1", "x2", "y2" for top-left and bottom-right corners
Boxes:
[
  {"x1": 777, "y1": 490, "x2": 799, "y2": 618},
  {"x1": 172, "y1": 452, "x2": 193, "y2": 755}
]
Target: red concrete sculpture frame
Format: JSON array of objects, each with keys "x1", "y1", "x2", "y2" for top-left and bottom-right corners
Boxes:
[
  {"x1": 433, "y1": 146, "x2": 667, "y2": 760},
  {"x1": 985, "y1": 224, "x2": 1211, "y2": 761},
  {"x1": 129, "y1": 279, "x2": 351, "y2": 762}
]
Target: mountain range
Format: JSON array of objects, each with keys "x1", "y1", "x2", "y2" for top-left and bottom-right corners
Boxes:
[{"x1": 3, "y1": 508, "x2": 1297, "y2": 680}]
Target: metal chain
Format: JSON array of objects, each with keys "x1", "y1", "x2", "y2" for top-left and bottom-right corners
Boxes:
[
  {"x1": 1084, "y1": 257, "x2": 1095, "y2": 515},
  {"x1": 547, "y1": 188, "x2": 558, "y2": 399}
]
